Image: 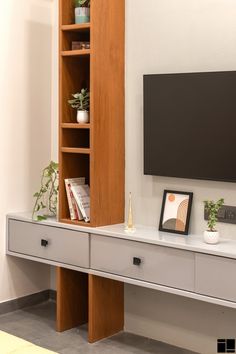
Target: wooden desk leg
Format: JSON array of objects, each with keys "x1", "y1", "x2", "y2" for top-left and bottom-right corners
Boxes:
[
  {"x1": 88, "y1": 274, "x2": 124, "y2": 343},
  {"x1": 56, "y1": 267, "x2": 88, "y2": 332}
]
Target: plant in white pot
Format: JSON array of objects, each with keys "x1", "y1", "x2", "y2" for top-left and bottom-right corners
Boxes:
[
  {"x1": 74, "y1": 0, "x2": 90, "y2": 24},
  {"x1": 203, "y1": 198, "x2": 224, "y2": 244},
  {"x1": 68, "y1": 88, "x2": 90, "y2": 124}
]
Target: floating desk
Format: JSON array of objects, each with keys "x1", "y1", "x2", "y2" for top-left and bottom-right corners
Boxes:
[{"x1": 6, "y1": 213, "x2": 236, "y2": 342}]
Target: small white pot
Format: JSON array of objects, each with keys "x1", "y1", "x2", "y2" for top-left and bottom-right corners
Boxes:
[
  {"x1": 203, "y1": 230, "x2": 220, "y2": 245},
  {"x1": 77, "y1": 110, "x2": 89, "y2": 124},
  {"x1": 75, "y1": 7, "x2": 90, "y2": 24}
]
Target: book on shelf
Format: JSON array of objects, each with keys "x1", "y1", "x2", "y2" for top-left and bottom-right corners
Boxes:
[
  {"x1": 71, "y1": 184, "x2": 90, "y2": 223},
  {"x1": 65, "y1": 177, "x2": 85, "y2": 220}
]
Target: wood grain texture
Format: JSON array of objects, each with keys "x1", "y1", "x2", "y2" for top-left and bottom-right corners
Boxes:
[
  {"x1": 61, "y1": 23, "x2": 91, "y2": 32},
  {"x1": 61, "y1": 123, "x2": 91, "y2": 129},
  {"x1": 60, "y1": 0, "x2": 75, "y2": 25},
  {"x1": 61, "y1": 49, "x2": 90, "y2": 57},
  {"x1": 62, "y1": 128, "x2": 90, "y2": 148},
  {"x1": 56, "y1": 267, "x2": 88, "y2": 332},
  {"x1": 88, "y1": 274, "x2": 124, "y2": 343},
  {"x1": 61, "y1": 147, "x2": 91, "y2": 154},
  {"x1": 90, "y1": 0, "x2": 125, "y2": 226},
  {"x1": 59, "y1": 0, "x2": 125, "y2": 227}
]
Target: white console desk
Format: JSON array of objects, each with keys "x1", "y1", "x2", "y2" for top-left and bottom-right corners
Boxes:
[{"x1": 6, "y1": 212, "x2": 236, "y2": 311}]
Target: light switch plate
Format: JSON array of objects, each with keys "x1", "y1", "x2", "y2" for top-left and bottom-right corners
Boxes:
[{"x1": 204, "y1": 205, "x2": 236, "y2": 225}]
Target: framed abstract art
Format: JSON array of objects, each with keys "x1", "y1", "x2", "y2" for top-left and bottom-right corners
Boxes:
[{"x1": 159, "y1": 190, "x2": 193, "y2": 235}]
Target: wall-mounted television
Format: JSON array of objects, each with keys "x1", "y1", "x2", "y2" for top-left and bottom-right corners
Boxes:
[{"x1": 144, "y1": 71, "x2": 236, "y2": 182}]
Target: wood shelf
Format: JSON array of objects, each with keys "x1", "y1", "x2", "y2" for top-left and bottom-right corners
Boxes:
[
  {"x1": 61, "y1": 23, "x2": 90, "y2": 32},
  {"x1": 61, "y1": 147, "x2": 91, "y2": 154},
  {"x1": 61, "y1": 49, "x2": 90, "y2": 57},
  {"x1": 61, "y1": 123, "x2": 91, "y2": 129},
  {"x1": 60, "y1": 218, "x2": 91, "y2": 227}
]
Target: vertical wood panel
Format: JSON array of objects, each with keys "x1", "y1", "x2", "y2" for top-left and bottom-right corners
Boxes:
[
  {"x1": 56, "y1": 267, "x2": 88, "y2": 332},
  {"x1": 90, "y1": 0, "x2": 125, "y2": 226},
  {"x1": 88, "y1": 274, "x2": 124, "y2": 343}
]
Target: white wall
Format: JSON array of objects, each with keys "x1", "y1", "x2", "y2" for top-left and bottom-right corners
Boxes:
[
  {"x1": 125, "y1": 1, "x2": 236, "y2": 353},
  {"x1": 0, "y1": 0, "x2": 53, "y2": 303}
]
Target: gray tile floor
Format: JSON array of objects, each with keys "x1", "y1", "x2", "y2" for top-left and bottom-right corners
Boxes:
[{"x1": 0, "y1": 301, "x2": 197, "y2": 354}]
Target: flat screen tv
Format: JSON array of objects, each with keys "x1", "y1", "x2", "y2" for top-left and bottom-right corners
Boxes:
[{"x1": 144, "y1": 71, "x2": 236, "y2": 182}]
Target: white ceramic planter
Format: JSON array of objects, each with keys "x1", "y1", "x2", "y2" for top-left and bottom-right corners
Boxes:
[
  {"x1": 204, "y1": 230, "x2": 220, "y2": 245},
  {"x1": 77, "y1": 110, "x2": 89, "y2": 124},
  {"x1": 75, "y1": 7, "x2": 90, "y2": 24}
]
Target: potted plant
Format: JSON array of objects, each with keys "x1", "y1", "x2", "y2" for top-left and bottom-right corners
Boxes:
[
  {"x1": 75, "y1": 0, "x2": 90, "y2": 24},
  {"x1": 68, "y1": 88, "x2": 90, "y2": 124},
  {"x1": 203, "y1": 198, "x2": 224, "y2": 244}
]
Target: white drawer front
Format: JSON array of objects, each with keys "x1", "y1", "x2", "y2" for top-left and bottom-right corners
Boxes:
[
  {"x1": 195, "y1": 253, "x2": 236, "y2": 302},
  {"x1": 91, "y1": 235, "x2": 194, "y2": 291},
  {"x1": 8, "y1": 219, "x2": 89, "y2": 268}
]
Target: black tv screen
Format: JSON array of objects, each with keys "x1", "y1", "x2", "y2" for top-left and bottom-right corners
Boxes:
[{"x1": 144, "y1": 71, "x2": 236, "y2": 182}]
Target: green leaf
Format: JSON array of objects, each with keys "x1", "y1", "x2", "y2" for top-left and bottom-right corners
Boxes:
[
  {"x1": 51, "y1": 161, "x2": 59, "y2": 170},
  {"x1": 75, "y1": 0, "x2": 90, "y2": 8},
  {"x1": 37, "y1": 215, "x2": 47, "y2": 221},
  {"x1": 68, "y1": 89, "x2": 90, "y2": 111}
]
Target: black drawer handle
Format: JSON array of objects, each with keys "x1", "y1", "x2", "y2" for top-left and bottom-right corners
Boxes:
[
  {"x1": 133, "y1": 257, "x2": 142, "y2": 266},
  {"x1": 41, "y1": 239, "x2": 48, "y2": 247}
]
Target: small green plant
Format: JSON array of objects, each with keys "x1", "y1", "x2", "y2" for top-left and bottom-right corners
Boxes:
[
  {"x1": 204, "y1": 198, "x2": 224, "y2": 231},
  {"x1": 68, "y1": 88, "x2": 90, "y2": 111},
  {"x1": 32, "y1": 161, "x2": 59, "y2": 221},
  {"x1": 75, "y1": 0, "x2": 90, "y2": 7}
]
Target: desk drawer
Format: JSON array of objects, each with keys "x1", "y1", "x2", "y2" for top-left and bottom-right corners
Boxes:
[
  {"x1": 8, "y1": 219, "x2": 89, "y2": 268},
  {"x1": 195, "y1": 254, "x2": 236, "y2": 302},
  {"x1": 91, "y1": 235, "x2": 194, "y2": 291}
]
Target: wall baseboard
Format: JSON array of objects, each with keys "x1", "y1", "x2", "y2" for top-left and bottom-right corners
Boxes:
[
  {"x1": 0, "y1": 289, "x2": 56, "y2": 316},
  {"x1": 49, "y1": 289, "x2": 56, "y2": 301}
]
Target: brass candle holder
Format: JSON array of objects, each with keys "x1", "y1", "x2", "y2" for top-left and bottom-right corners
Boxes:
[{"x1": 125, "y1": 192, "x2": 136, "y2": 233}]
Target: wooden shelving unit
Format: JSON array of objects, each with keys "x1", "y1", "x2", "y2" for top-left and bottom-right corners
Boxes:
[
  {"x1": 58, "y1": 0, "x2": 125, "y2": 344},
  {"x1": 59, "y1": 0, "x2": 124, "y2": 227}
]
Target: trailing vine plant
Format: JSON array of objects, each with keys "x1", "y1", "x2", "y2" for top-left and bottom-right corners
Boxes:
[{"x1": 32, "y1": 161, "x2": 59, "y2": 221}]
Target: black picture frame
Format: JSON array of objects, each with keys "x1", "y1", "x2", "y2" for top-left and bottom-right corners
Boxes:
[{"x1": 159, "y1": 190, "x2": 193, "y2": 235}]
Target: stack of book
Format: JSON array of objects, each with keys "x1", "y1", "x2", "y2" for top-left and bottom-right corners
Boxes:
[{"x1": 65, "y1": 178, "x2": 90, "y2": 223}]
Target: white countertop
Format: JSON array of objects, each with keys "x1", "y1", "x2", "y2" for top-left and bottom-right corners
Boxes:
[{"x1": 7, "y1": 212, "x2": 236, "y2": 260}]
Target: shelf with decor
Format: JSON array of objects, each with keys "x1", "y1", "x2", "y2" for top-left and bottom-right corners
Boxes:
[{"x1": 58, "y1": 0, "x2": 125, "y2": 344}]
